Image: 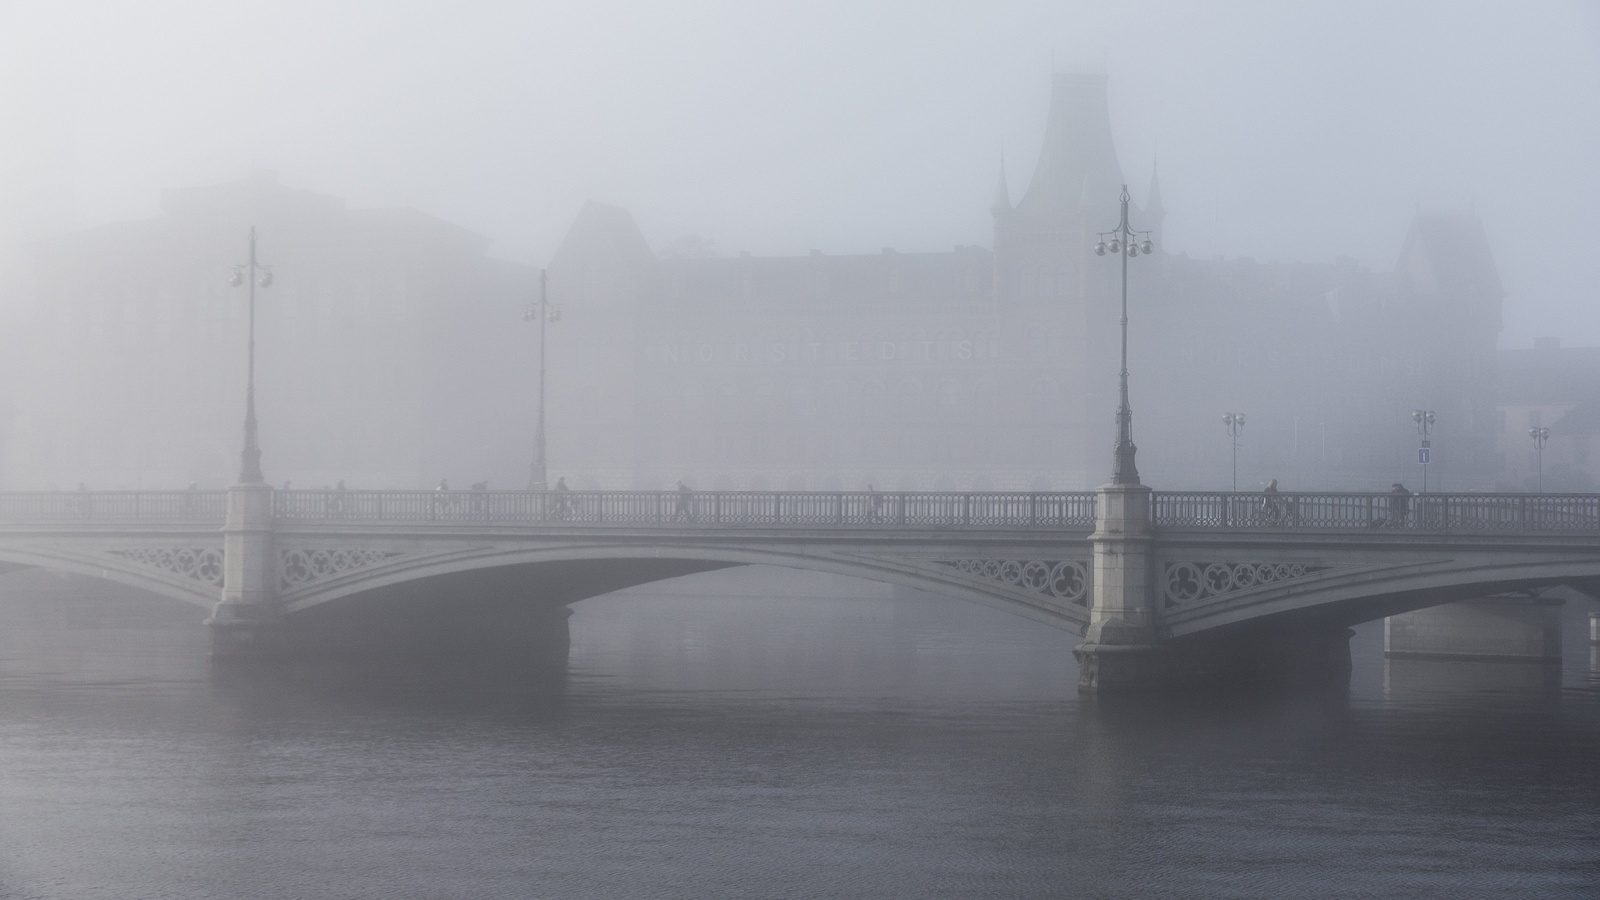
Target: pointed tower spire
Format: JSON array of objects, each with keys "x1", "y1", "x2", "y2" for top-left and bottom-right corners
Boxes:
[
  {"x1": 991, "y1": 155, "x2": 1013, "y2": 215},
  {"x1": 1145, "y1": 157, "x2": 1165, "y2": 251},
  {"x1": 1015, "y1": 72, "x2": 1125, "y2": 219}
]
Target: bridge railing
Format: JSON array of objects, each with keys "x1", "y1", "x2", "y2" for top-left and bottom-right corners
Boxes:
[
  {"x1": 271, "y1": 490, "x2": 1099, "y2": 529},
  {"x1": 0, "y1": 491, "x2": 229, "y2": 524},
  {"x1": 1152, "y1": 491, "x2": 1600, "y2": 533}
]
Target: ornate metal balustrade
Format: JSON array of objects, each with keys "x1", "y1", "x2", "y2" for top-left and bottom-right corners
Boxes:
[
  {"x1": 271, "y1": 490, "x2": 1099, "y2": 529},
  {"x1": 0, "y1": 491, "x2": 228, "y2": 524},
  {"x1": 1152, "y1": 491, "x2": 1600, "y2": 533},
  {"x1": 5, "y1": 488, "x2": 1597, "y2": 534}
]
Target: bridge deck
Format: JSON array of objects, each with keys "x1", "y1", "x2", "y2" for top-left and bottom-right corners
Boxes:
[{"x1": 0, "y1": 489, "x2": 1595, "y2": 534}]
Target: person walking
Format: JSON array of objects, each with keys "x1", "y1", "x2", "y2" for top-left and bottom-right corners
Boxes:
[
  {"x1": 674, "y1": 480, "x2": 694, "y2": 522},
  {"x1": 553, "y1": 476, "x2": 570, "y2": 520},
  {"x1": 1260, "y1": 478, "x2": 1282, "y2": 525},
  {"x1": 1388, "y1": 482, "x2": 1411, "y2": 528}
]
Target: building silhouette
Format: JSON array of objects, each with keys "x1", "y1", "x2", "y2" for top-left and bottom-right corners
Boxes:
[
  {"x1": 0, "y1": 76, "x2": 1508, "y2": 494},
  {"x1": 0, "y1": 171, "x2": 535, "y2": 489},
  {"x1": 546, "y1": 73, "x2": 1505, "y2": 492}
]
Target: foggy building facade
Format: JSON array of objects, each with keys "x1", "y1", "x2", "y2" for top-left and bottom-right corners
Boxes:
[
  {"x1": 0, "y1": 77, "x2": 1508, "y2": 495},
  {"x1": 546, "y1": 73, "x2": 1506, "y2": 492},
  {"x1": 0, "y1": 172, "x2": 537, "y2": 489},
  {"x1": 1495, "y1": 338, "x2": 1600, "y2": 492}
]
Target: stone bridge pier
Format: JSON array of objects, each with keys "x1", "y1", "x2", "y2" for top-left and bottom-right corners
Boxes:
[
  {"x1": 202, "y1": 484, "x2": 578, "y2": 661},
  {"x1": 1075, "y1": 483, "x2": 1352, "y2": 694},
  {"x1": 205, "y1": 483, "x2": 277, "y2": 656}
]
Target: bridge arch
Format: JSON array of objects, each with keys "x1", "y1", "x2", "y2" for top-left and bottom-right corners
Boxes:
[
  {"x1": 276, "y1": 541, "x2": 1092, "y2": 634},
  {"x1": 1163, "y1": 555, "x2": 1600, "y2": 639},
  {"x1": 0, "y1": 542, "x2": 220, "y2": 609}
]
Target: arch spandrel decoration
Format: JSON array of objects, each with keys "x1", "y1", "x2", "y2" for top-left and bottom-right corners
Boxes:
[
  {"x1": 107, "y1": 547, "x2": 225, "y2": 588},
  {"x1": 279, "y1": 547, "x2": 406, "y2": 591},
  {"x1": 1162, "y1": 561, "x2": 1333, "y2": 608},
  {"x1": 938, "y1": 558, "x2": 1091, "y2": 607}
]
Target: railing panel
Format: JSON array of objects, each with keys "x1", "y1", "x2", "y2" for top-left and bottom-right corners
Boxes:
[
  {"x1": 264, "y1": 490, "x2": 1097, "y2": 529},
  {"x1": 0, "y1": 488, "x2": 1595, "y2": 534},
  {"x1": 1152, "y1": 491, "x2": 1600, "y2": 533},
  {"x1": 0, "y1": 491, "x2": 228, "y2": 524}
]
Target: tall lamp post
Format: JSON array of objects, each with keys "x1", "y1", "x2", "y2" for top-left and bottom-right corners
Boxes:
[
  {"x1": 1223, "y1": 412, "x2": 1246, "y2": 491},
  {"x1": 229, "y1": 228, "x2": 273, "y2": 485},
  {"x1": 1094, "y1": 185, "x2": 1154, "y2": 484},
  {"x1": 1530, "y1": 426, "x2": 1550, "y2": 493},
  {"x1": 1412, "y1": 408, "x2": 1435, "y2": 492},
  {"x1": 524, "y1": 270, "x2": 561, "y2": 490}
]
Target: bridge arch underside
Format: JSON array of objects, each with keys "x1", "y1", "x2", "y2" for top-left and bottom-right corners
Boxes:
[
  {"x1": 274, "y1": 543, "x2": 1091, "y2": 655},
  {"x1": 0, "y1": 543, "x2": 219, "y2": 609},
  {"x1": 1163, "y1": 556, "x2": 1600, "y2": 645}
]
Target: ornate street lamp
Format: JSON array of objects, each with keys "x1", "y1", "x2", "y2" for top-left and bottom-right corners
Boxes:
[
  {"x1": 523, "y1": 270, "x2": 561, "y2": 490},
  {"x1": 1094, "y1": 185, "x2": 1155, "y2": 484},
  {"x1": 228, "y1": 228, "x2": 272, "y2": 485},
  {"x1": 1412, "y1": 409, "x2": 1436, "y2": 492},
  {"x1": 1223, "y1": 412, "x2": 1246, "y2": 491},
  {"x1": 1529, "y1": 426, "x2": 1550, "y2": 493}
]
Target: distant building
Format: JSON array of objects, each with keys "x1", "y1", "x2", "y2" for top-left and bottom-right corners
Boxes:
[
  {"x1": 0, "y1": 78, "x2": 1511, "y2": 494},
  {"x1": 546, "y1": 73, "x2": 1507, "y2": 492},
  {"x1": 0, "y1": 172, "x2": 536, "y2": 489},
  {"x1": 1496, "y1": 338, "x2": 1600, "y2": 491}
]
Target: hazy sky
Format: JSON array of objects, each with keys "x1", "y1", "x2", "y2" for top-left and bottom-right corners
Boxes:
[{"x1": 3, "y1": 1, "x2": 1597, "y2": 346}]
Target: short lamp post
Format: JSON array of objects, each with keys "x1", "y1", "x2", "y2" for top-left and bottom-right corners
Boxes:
[
  {"x1": 523, "y1": 270, "x2": 561, "y2": 491},
  {"x1": 1223, "y1": 412, "x2": 1246, "y2": 492},
  {"x1": 1412, "y1": 409, "x2": 1436, "y2": 493},
  {"x1": 229, "y1": 227, "x2": 273, "y2": 485},
  {"x1": 1530, "y1": 426, "x2": 1550, "y2": 493}
]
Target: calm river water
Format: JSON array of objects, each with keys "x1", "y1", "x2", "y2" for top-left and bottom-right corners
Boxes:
[{"x1": 0, "y1": 568, "x2": 1596, "y2": 899}]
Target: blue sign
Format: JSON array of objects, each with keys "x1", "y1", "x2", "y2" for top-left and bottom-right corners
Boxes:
[{"x1": 1418, "y1": 447, "x2": 1431, "y2": 465}]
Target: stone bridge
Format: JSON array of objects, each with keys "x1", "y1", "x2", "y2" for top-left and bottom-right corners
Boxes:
[{"x1": 1, "y1": 485, "x2": 1597, "y2": 690}]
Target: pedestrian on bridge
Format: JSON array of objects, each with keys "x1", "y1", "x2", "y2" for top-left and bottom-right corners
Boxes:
[
  {"x1": 1388, "y1": 483, "x2": 1411, "y2": 528},
  {"x1": 1260, "y1": 479, "x2": 1282, "y2": 525},
  {"x1": 553, "y1": 477, "x2": 571, "y2": 520},
  {"x1": 675, "y1": 481, "x2": 695, "y2": 522},
  {"x1": 432, "y1": 479, "x2": 452, "y2": 519}
]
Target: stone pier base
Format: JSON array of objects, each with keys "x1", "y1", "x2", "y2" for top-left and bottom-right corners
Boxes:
[
  {"x1": 278, "y1": 595, "x2": 573, "y2": 661},
  {"x1": 1385, "y1": 596, "x2": 1562, "y2": 662},
  {"x1": 1077, "y1": 627, "x2": 1353, "y2": 694},
  {"x1": 1074, "y1": 642, "x2": 1168, "y2": 693},
  {"x1": 208, "y1": 594, "x2": 573, "y2": 665},
  {"x1": 205, "y1": 603, "x2": 285, "y2": 660}
]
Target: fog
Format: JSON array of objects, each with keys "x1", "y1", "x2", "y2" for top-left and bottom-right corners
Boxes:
[{"x1": 0, "y1": 1, "x2": 1597, "y2": 492}]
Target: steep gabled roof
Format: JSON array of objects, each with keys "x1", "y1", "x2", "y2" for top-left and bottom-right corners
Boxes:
[
  {"x1": 1395, "y1": 209, "x2": 1504, "y2": 301},
  {"x1": 1014, "y1": 73, "x2": 1127, "y2": 219},
  {"x1": 550, "y1": 200, "x2": 656, "y2": 268}
]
